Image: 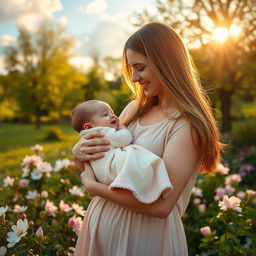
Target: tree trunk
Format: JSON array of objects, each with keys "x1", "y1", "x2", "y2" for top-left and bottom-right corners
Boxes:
[
  {"x1": 35, "y1": 106, "x2": 41, "y2": 129},
  {"x1": 218, "y1": 89, "x2": 232, "y2": 133}
]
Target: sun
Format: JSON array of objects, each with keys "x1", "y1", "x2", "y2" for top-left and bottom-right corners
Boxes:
[
  {"x1": 212, "y1": 25, "x2": 242, "y2": 43},
  {"x1": 212, "y1": 27, "x2": 229, "y2": 43}
]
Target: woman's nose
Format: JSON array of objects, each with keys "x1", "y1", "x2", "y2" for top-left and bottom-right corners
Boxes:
[{"x1": 131, "y1": 71, "x2": 139, "y2": 82}]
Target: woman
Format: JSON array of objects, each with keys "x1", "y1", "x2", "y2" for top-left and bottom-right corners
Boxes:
[{"x1": 73, "y1": 22, "x2": 222, "y2": 256}]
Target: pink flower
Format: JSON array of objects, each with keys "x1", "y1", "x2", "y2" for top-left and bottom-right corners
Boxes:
[
  {"x1": 72, "y1": 203, "x2": 86, "y2": 216},
  {"x1": 59, "y1": 200, "x2": 73, "y2": 212},
  {"x1": 218, "y1": 195, "x2": 242, "y2": 213},
  {"x1": 13, "y1": 205, "x2": 28, "y2": 213},
  {"x1": 198, "y1": 204, "x2": 206, "y2": 213},
  {"x1": 225, "y1": 185, "x2": 235, "y2": 196},
  {"x1": 193, "y1": 198, "x2": 201, "y2": 205},
  {"x1": 19, "y1": 179, "x2": 29, "y2": 188},
  {"x1": 214, "y1": 187, "x2": 226, "y2": 201},
  {"x1": 68, "y1": 216, "x2": 83, "y2": 236},
  {"x1": 37, "y1": 162, "x2": 52, "y2": 175},
  {"x1": 22, "y1": 155, "x2": 42, "y2": 167},
  {"x1": 225, "y1": 174, "x2": 242, "y2": 186},
  {"x1": 236, "y1": 191, "x2": 246, "y2": 200},
  {"x1": 35, "y1": 226, "x2": 44, "y2": 237},
  {"x1": 45, "y1": 200, "x2": 58, "y2": 216},
  {"x1": 216, "y1": 163, "x2": 230, "y2": 175},
  {"x1": 200, "y1": 226, "x2": 211, "y2": 236},
  {"x1": 246, "y1": 190, "x2": 256, "y2": 197},
  {"x1": 31, "y1": 144, "x2": 43, "y2": 152},
  {"x1": 41, "y1": 191, "x2": 48, "y2": 198},
  {"x1": 69, "y1": 186, "x2": 84, "y2": 197}
]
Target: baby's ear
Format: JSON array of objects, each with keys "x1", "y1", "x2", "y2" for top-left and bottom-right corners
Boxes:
[{"x1": 83, "y1": 123, "x2": 92, "y2": 130}]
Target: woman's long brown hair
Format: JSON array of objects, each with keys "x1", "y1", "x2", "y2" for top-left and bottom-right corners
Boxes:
[{"x1": 122, "y1": 22, "x2": 223, "y2": 173}]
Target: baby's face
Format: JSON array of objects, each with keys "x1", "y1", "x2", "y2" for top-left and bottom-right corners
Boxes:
[{"x1": 90, "y1": 102, "x2": 119, "y2": 129}]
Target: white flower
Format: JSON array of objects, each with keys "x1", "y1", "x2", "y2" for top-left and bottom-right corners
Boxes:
[
  {"x1": 192, "y1": 187, "x2": 203, "y2": 197},
  {"x1": 21, "y1": 167, "x2": 30, "y2": 178},
  {"x1": 13, "y1": 205, "x2": 28, "y2": 213},
  {"x1": 72, "y1": 203, "x2": 86, "y2": 216},
  {"x1": 69, "y1": 186, "x2": 84, "y2": 197},
  {"x1": 30, "y1": 144, "x2": 43, "y2": 152},
  {"x1": 3, "y1": 176, "x2": 15, "y2": 187},
  {"x1": 26, "y1": 191, "x2": 39, "y2": 200},
  {"x1": 0, "y1": 246, "x2": 7, "y2": 256},
  {"x1": 31, "y1": 169, "x2": 43, "y2": 180},
  {"x1": 218, "y1": 195, "x2": 242, "y2": 213},
  {"x1": 193, "y1": 198, "x2": 201, "y2": 205},
  {"x1": 0, "y1": 206, "x2": 8, "y2": 216},
  {"x1": 7, "y1": 219, "x2": 28, "y2": 248},
  {"x1": 53, "y1": 159, "x2": 70, "y2": 172}
]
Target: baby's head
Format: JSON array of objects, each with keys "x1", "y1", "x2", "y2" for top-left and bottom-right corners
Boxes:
[{"x1": 71, "y1": 100, "x2": 119, "y2": 132}]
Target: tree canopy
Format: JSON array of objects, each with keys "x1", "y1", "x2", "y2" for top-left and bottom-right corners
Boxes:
[
  {"x1": 133, "y1": 0, "x2": 256, "y2": 133},
  {"x1": 3, "y1": 21, "x2": 86, "y2": 128}
]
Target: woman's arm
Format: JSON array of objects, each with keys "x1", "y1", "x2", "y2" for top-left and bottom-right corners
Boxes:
[{"x1": 83, "y1": 120, "x2": 201, "y2": 218}]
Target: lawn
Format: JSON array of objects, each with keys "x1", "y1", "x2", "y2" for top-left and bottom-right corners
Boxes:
[{"x1": 0, "y1": 122, "x2": 80, "y2": 173}]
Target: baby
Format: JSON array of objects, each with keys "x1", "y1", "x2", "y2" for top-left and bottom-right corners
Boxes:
[{"x1": 71, "y1": 100, "x2": 173, "y2": 203}]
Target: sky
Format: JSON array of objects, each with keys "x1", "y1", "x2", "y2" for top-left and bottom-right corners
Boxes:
[{"x1": 0, "y1": 0, "x2": 156, "y2": 74}]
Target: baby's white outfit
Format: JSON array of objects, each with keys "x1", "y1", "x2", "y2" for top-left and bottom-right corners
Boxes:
[{"x1": 80, "y1": 127, "x2": 172, "y2": 203}]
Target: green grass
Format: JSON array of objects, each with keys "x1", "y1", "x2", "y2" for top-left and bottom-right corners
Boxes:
[{"x1": 0, "y1": 122, "x2": 80, "y2": 172}]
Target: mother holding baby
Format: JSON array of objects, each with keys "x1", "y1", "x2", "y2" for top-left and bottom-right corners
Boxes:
[{"x1": 72, "y1": 22, "x2": 222, "y2": 256}]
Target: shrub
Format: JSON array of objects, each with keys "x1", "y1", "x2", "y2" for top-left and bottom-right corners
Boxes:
[
  {"x1": 232, "y1": 118, "x2": 256, "y2": 146},
  {"x1": 43, "y1": 127, "x2": 65, "y2": 141},
  {"x1": 0, "y1": 145, "x2": 90, "y2": 255}
]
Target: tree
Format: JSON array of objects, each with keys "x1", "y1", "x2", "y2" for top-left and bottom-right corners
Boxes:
[
  {"x1": 132, "y1": 0, "x2": 256, "y2": 133},
  {"x1": 4, "y1": 21, "x2": 86, "y2": 128}
]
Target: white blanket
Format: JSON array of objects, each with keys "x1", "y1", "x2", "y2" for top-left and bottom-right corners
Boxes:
[{"x1": 80, "y1": 127, "x2": 173, "y2": 203}]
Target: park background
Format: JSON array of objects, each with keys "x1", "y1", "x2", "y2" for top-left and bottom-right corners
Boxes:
[{"x1": 0, "y1": 0, "x2": 255, "y2": 255}]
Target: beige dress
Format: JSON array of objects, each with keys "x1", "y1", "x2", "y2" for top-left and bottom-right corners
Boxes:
[{"x1": 75, "y1": 117, "x2": 199, "y2": 256}]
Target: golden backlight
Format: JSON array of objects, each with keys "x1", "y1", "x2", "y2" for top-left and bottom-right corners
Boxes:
[{"x1": 212, "y1": 25, "x2": 242, "y2": 43}]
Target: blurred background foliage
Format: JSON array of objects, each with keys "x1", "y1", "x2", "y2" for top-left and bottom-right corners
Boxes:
[{"x1": 1, "y1": 0, "x2": 256, "y2": 163}]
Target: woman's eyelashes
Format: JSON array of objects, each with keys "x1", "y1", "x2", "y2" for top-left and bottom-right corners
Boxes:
[{"x1": 137, "y1": 66, "x2": 146, "y2": 72}]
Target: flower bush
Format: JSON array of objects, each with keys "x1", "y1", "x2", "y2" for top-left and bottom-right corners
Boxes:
[
  {"x1": 1, "y1": 144, "x2": 255, "y2": 255},
  {"x1": 0, "y1": 145, "x2": 90, "y2": 255},
  {"x1": 184, "y1": 146, "x2": 256, "y2": 256}
]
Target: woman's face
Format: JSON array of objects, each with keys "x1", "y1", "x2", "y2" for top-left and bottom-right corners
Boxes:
[{"x1": 126, "y1": 48, "x2": 162, "y2": 98}]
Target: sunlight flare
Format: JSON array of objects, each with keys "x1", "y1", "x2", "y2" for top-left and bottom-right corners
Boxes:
[
  {"x1": 212, "y1": 27, "x2": 229, "y2": 43},
  {"x1": 212, "y1": 25, "x2": 242, "y2": 43}
]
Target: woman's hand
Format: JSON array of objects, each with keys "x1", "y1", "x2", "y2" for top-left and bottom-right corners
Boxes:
[
  {"x1": 81, "y1": 167, "x2": 97, "y2": 197},
  {"x1": 72, "y1": 131, "x2": 110, "y2": 161}
]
